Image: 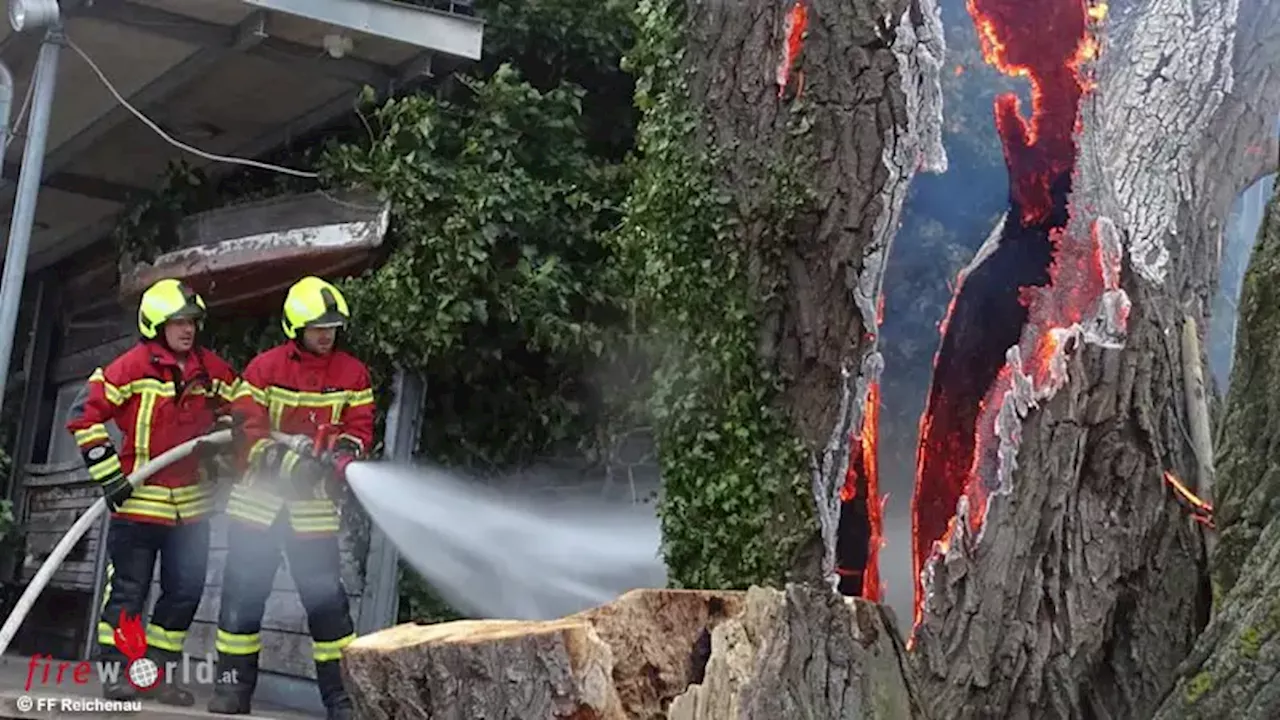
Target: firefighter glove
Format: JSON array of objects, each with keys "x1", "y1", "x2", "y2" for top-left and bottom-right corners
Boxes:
[
  {"x1": 322, "y1": 436, "x2": 363, "y2": 482},
  {"x1": 100, "y1": 471, "x2": 133, "y2": 512},
  {"x1": 212, "y1": 413, "x2": 240, "y2": 438},
  {"x1": 196, "y1": 417, "x2": 235, "y2": 464},
  {"x1": 84, "y1": 443, "x2": 131, "y2": 511}
]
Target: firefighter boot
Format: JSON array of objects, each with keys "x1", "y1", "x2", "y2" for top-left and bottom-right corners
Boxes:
[
  {"x1": 206, "y1": 653, "x2": 257, "y2": 715},
  {"x1": 316, "y1": 661, "x2": 352, "y2": 720},
  {"x1": 102, "y1": 677, "x2": 138, "y2": 701},
  {"x1": 96, "y1": 646, "x2": 137, "y2": 701},
  {"x1": 147, "y1": 648, "x2": 194, "y2": 707}
]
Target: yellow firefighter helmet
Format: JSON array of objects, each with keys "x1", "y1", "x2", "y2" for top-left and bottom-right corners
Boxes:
[
  {"x1": 138, "y1": 279, "x2": 206, "y2": 339},
  {"x1": 281, "y1": 276, "x2": 350, "y2": 340}
]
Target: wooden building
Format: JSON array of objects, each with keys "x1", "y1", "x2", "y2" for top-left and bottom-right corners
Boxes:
[{"x1": 0, "y1": 1, "x2": 481, "y2": 715}]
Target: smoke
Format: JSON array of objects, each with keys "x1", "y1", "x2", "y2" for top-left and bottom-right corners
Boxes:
[{"x1": 346, "y1": 461, "x2": 668, "y2": 621}]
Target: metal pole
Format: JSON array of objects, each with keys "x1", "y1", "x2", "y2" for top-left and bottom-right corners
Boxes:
[
  {"x1": 0, "y1": 60, "x2": 14, "y2": 162},
  {"x1": 0, "y1": 26, "x2": 60, "y2": 408},
  {"x1": 356, "y1": 368, "x2": 423, "y2": 633}
]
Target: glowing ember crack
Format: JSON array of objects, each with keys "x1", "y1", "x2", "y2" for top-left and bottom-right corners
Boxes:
[
  {"x1": 776, "y1": 1, "x2": 808, "y2": 98},
  {"x1": 1164, "y1": 471, "x2": 1215, "y2": 529},
  {"x1": 837, "y1": 380, "x2": 886, "y2": 603},
  {"x1": 910, "y1": 0, "x2": 1118, "y2": 639},
  {"x1": 970, "y1": 0, "x2": 1097, "y2": 225}
]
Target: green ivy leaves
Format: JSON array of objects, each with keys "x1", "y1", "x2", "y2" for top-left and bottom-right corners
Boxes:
[
  {"x1": 317, "y1": 63, "x2": 630, "y2": 470},
  {"x1": 617, "y1": 0, "x2": 812, "y2": 591}
]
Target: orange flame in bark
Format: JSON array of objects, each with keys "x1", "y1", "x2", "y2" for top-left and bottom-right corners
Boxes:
[
  {"x1": 776, "y1": 1, "x2": 809, "y2": 98},
  {"x1": 1163, "y1": 471, "x2": 1215, "y2": 529},
  {"x1": 911, "y1": 0, "x2": 1110, "y2": 638}
]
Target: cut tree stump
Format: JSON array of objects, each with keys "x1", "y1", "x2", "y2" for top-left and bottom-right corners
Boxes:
[{"x1": 341, "y1": 585, "x2": 921, "y2": 720}]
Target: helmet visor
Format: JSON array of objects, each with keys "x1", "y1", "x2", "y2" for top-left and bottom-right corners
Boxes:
[
  {"x1": 167, "y1": 302, "x2": 205, "y2": 321},
  {"x1": 305, "y1": 309, "x2": 347, "y2": 329}
]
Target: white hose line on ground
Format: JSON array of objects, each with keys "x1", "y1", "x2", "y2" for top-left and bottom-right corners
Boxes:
[{"x1": 0, "y1": 429, "x2": 233, "y2": 656}]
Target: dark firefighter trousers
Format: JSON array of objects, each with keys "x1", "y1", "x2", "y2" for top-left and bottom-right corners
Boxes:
[
  {"x1": 213, "y1": 513, "x2": 355, "y2": 709},
  {"x1": 98, "y1": 517, "x2": 210, "y2": 669}
]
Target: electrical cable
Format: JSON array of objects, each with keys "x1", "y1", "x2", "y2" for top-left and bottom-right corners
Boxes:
[{"x1": 65, "y1": 37, "x2": 320, "y2": 179}]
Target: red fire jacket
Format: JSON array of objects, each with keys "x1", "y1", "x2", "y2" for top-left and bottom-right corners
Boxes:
[
  {"x1": 66, "y1": 341, "x2": 239, "y2": 526},
  {"x1": 226, "y1": 340, "x2": 375, "y2": 535}
]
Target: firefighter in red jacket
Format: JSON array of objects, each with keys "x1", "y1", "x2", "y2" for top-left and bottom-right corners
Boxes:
[
  {"x1": 65, "y1": 279, "x2": 239, "y2": 705},
  {"x1": 208, "y1": 276, "x2": 374, "y2": 719}
]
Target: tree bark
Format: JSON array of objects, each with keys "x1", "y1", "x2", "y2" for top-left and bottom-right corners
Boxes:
[
  {"x1": 911, "y1": 0, "x2": 1280, "y2": 718},
  {"x1": 670, "y1": 585, "x2": 922, "y2": 720},
  {"x1": 679, "y1": 0, "x2": 945, "y2": 589},
  {"x1": 1147, "y1": 178, "x2": 1280, "y2": 719}
]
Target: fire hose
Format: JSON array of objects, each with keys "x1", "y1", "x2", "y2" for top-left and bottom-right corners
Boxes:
[{"x1": 0, "y1": 428, "x2": 316, "y2": 656}]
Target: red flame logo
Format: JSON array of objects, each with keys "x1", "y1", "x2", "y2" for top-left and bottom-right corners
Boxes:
[
  {"x1": 114, "y1": 610, "x2": 162, "y2": 691},
  {"x1": 113, "y1": 611, "x2": 147, "y2": 661}
]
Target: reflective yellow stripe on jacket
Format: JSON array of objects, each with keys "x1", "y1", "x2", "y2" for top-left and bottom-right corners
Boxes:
[
  {"x1": 75, "y1": 369, "x2": 127, "y2": 481},
  {"x1": 73, "y1": 425, "x2": 111, "y2": 447},
  {"x1": 233, "y1": 381, "x2": 273, "y2": 466},
  {"x1": 229, "y1": 379, "x2": 349, "y2": 535},
  {"x1": 117, "y1": 484, "x2": 217, "y2": 524},
  {"x1": 225, "y1": 486, "x2": 340, "y2": 534},
  {"x1": 212, "y1": 377, "x2": 238, "y2": 404},
  {"x1": 133, "y1": 377, "x2": 225, "y2": 467},
  {"x1": 89, "y1": 375, "x2": 174, "y2": 468},
  {"x1": 90, "y1": 368, "x2": 130, "y2": 406}
]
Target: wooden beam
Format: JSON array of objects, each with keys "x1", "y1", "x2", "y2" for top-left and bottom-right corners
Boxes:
[
  {"x1": 0, "y1": 11, "x2": 270, "y2": 208},
  {"x1": 356, "y1": 369, "x2": 426, "y2": 633},
  {"x1": 243, "y1": 0, "x2": 485, "y2": 60},
  {"x1": 73, "y1": 0, "x2": 391, "y2": 87},
  {"x1": 41, "y1": 12, "x2": 270, "y2": 181},
  {"x1": 4, "y1": 272, "x2": 58, "y2": 586},
  {"x1": 229, "y1": 49, "x2": 433, "y2": 161},
  {"x1": 0, "y1": 168, "x2": 142, "y2": 203},
  {"x1": 25, "y1": 217, "x2": 117, "y2": 274}
]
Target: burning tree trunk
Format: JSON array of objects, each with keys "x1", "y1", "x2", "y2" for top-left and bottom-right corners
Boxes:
[
  {"x1": 682, "y1": 0, "x2": 950, "y2": 593},
  {"x1": 629, "y1": 0, "x2": 945, "y2": 593},
  {"x1": 1147, "y1": 181, "x2": 1280, "y2": 719},
  {"x1": 909, "y1": 0, "x2": 1280, "y2": 717}
]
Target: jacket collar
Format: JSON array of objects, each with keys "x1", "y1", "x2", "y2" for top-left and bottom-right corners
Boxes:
[
  {"x1": 287, "y1": 339, "x2": 336, "y2": 362},
  {"x1": 144, "y1": 339, "x2": 199, "y2": 372}
]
